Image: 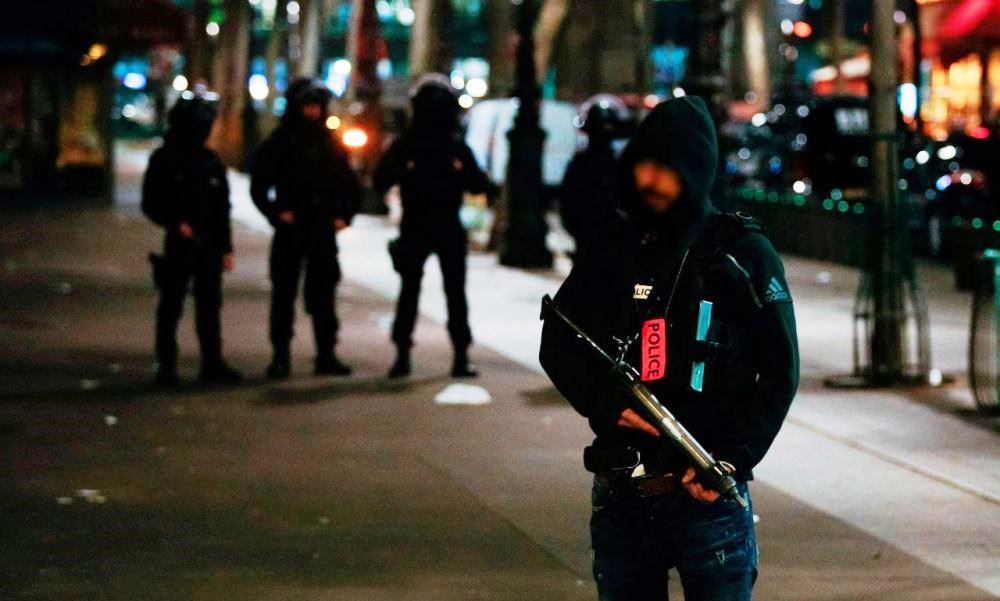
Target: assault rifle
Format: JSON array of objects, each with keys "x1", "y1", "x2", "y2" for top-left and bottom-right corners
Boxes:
[{"x1": 541, "y1": 294, "x2": 746, "y2": 508}]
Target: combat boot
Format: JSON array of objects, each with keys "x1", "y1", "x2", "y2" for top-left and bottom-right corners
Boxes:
[
  {"x1": 388, "y1": 347, "x2": 411, "y2": 379},
  {"x1": 266, "y1": 347, "x2": 291, "y2": 380},
  {"x1": 451, "y1": 348, "x2": 478, "y2": 378},
  {"x1": 315, "y1": 354, "x2": 352, "y2": 376},
  {"x1": 155, "y1": 368, "x2": 180, "y2": 387},
  {"x1": 200, "y1": 360, "x2": 243, "y2": 384}
]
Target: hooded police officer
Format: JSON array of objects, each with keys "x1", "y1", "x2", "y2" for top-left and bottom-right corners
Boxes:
[
  {"x1": 250, "y1": 78, "x2": 362, "y2": 379},
  {"x1": 142, "y1": 91, "x2": 242, "y2": 386},
  {"x1": 373, "y1": 74, "x2": 490, "y2": 379},
  {"x1": 540, "y1": 97, "x2": 799, "y2": 600},
  {"x1": 559, "y1": 94, "x2": 630, "y2": 264}
]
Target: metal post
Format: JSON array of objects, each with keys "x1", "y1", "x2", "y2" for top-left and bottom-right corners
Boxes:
[
  {"x1": 499, "y1": 0, "x2": 553, "y2": 269},
  {"x1": 869, "y1": 0, "x2": 904, "y2": 382},
  {"x1": 826, "y1": 0, "x2": 941, "y2": 389}
]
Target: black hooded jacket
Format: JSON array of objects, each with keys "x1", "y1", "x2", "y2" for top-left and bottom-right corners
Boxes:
[
  {"x1": 539, "y1": 97, "x2": 799, "y2": 480},
  {"x1": 559, "y1": 135, "x2": 617, "y2": 257},
  {"x1": 372, "y1": 80, "x2": 489, "y2": 236},
  {"x1": 249, "y1": 87, "x2": 361, "y2": 233},
  {"x1": 142, "y1": 114, "x2": 232, "y2": 255}
]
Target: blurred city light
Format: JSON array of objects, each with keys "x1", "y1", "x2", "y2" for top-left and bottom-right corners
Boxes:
[
  {"x1": 898, "y1": 83, "x2": 918, "y2": 118},
  {"x1": 342, "y1": 127, "x2": 368, "y2": 148},
  {"x1": 88, "y1": 44, "x2": 108, "y2": 61},
  {"x1": 206, "y1": 22, "x2": 220, "y2": 37},
  {"x1": 333, "y1": 59, "x2": 352, "y2": 75},
  {"x1": 937, "y1": 145, "x2": 957, "y2": 160},
  {"x1": 458, "y1": 94, "x2": 474, "y2": 109},
  {"x1": 123, "y1": 73, "x2": 147, "y2": 90},
  {"x1": 398, "y1": 7, "x2": 415, "y2": 26},
  {"x1": 248, "y1": 74, "x2": 269, "y2": 100},
  {"x1": 377, "y1": 58, "x2": 392, "y2": 80},
  {"x1": 466, "y1": 77, "x2": 488, "y2": 98},
  {"x1": 172, "y1": 75, "x2": 188, "y2": 92},
  {"x1": 792, "y1": 21, "x2": 813, "y2": 38},
  {"x1": 326, "y1": 115, "x2": 341, "y2": 130}
]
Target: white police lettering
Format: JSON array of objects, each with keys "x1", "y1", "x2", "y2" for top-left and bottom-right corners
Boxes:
[{"x1": 633, "y1": 284, "x2": 653, "y2": 300}]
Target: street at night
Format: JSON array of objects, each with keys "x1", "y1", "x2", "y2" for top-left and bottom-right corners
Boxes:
[
  {"x1": 4, "y1": 0, "x2": 1000, "y2": 599},
  {"x1": 0, "y1": 143, "x2": 997, "y2": 599}
]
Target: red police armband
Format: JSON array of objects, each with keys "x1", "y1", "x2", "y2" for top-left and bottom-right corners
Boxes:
[{"x1": 641, "y1": 318, "x2": 667, "y2": 382}]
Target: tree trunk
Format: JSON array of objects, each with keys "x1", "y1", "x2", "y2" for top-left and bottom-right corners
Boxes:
[
  {"x1": 742, "y1": 0, "x2": 771, "y2": 107},
  {"x1": 186, "y1": 0, "x2": 211, "y2": 85},
  {"x1": 209, "y1": 0, "x2": 251, "y2": 167},
  {"x1": 554, "y1": 0, "x2": 601, "y2": 101},
  {"x1": 348, "y1": 0, "x2": 380, "y2": 103},
  {"x1": 409, "y1": 0, "x2": 452, "y2": 77},
  {"x1": 533, "y1": 0, "x2": 570, "y2": 84},
  {"x1": 634, "y1": 0, "x2": 653, "y2": 93},
  {"x1": 258, "y1": 0, "x2": 287, "y2": 138},
  {"x1": 486, "y1": 0, "x2": 516, "y2": 97},
  {"x1": 295, "y1": 0, "x2": 325, "y2": 78}
]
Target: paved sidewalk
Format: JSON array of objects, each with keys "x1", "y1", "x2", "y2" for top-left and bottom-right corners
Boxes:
[
  {"x1": 0, "y1": 140, "x2": 995, "y2": 600},
  {"x1": 231, "y1": 163, "x2": 1000, "y2": 597}
]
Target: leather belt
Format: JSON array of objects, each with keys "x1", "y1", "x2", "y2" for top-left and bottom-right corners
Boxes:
[{"x1": 596, "y1": 471, "x2": 681, "y2": 498}]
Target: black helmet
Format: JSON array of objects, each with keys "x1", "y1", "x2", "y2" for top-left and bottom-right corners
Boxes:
[
  {"x1": 574, "y1": 94, "x2": 630, "y2": 138},
  {"x1": 284, "y1": 77, "x2": 333, "y2": 123},
  {"x1": 409, "y1": 73, "x2": 460, "y2": 133},
  {"x1": 167, "y1": 89, "x2": 218, "y2": 145}
]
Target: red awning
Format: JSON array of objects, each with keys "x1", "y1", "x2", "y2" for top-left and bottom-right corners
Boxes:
[{"x1": 937, "y1": 0, "x2": 1000, "y2": 40}]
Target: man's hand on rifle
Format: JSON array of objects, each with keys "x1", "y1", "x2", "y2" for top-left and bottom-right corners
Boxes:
[
  {"x1": 617, "y1": 409, "x2": 721, "y2": 504},
  {"x1": 682, "y1": 467, "x2": 721, "y2": 503},
  {"x1": 617, "y1": 408, "x2": 660, "y2": 438}
]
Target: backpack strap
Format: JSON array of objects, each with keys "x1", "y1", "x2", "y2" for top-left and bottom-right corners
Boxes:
[{"x1": 685, "y1": 211, "x2": 767, "y2": 263}]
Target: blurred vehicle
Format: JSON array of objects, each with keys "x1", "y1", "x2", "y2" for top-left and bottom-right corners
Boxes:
[
  {"x1": 464, "y1": 98, "x2": 579, "y2": 200},
  {"x1": 922, "y1": 131, "x2": 999, "y2": 288},
  {"x1": 721, "y1": 95, "x2": 971, "y2": 268}
]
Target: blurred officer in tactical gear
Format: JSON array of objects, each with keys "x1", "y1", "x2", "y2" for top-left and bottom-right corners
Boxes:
[
  {"x1": 142, "y1": 91, "x2": 242, "y2": 386},
  {"x1": 540, "y1": 97, "x2": 799, "y2": 601},
  {"x1": 373, "y1": 74, "x2": 490, "y2": 379},
  {"x1": 560, "y1": 94, "x2": 630, "y2": 265},
  {"x1": 250, "y1": 78, "x2": 362, "y2": 379}
]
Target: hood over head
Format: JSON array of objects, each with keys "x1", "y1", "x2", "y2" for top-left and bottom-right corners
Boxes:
[
  {"x1": 618, "y1": 96, "x2": 718, "y2": 235},
  {"x1": 282, "y1": 77, "x2": 333, "y2": 128},
  {"x1": 165, "y1": 92, "x2": 218, "y2": 147}
]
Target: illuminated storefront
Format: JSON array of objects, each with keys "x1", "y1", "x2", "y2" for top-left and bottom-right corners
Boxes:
[{"x1": 0, "y1": 0, "x2": 187, "y2": 202}]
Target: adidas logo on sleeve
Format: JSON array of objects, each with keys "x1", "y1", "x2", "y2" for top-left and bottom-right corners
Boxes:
[{"x1": 763, "y1": 277, "x2": 791, "y2": 303}]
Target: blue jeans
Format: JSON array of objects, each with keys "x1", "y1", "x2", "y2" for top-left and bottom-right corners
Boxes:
[{"x1": 590, "y1": 477, "x2": 758, "y2": 601}]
